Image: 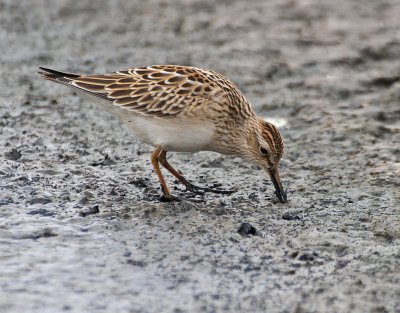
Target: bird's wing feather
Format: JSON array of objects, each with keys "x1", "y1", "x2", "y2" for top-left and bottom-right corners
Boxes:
[{"x1": 39, "y1": 65, "x2": 237, "y2": 118}]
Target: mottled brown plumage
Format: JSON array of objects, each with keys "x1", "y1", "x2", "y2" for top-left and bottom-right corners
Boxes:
[{"x1": 38, "y1": 65, "x2": 287, "y2": 203}]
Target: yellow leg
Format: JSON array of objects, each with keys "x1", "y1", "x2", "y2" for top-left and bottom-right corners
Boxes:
[
  {"x1": 159, "y1": 150, "x2": 191, "y2": 188},
  {"x1": 150, "y1": 145, "x2": 172, "y2": 200}
]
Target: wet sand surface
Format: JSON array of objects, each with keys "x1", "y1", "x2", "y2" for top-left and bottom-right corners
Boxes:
[{"x1": 1, "y1": 0, "x2": 399, "y2": 312}]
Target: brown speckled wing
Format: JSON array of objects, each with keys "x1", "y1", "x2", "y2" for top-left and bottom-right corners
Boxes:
[
  {"x1": 68, "y1": 65, "x2": 222, "y2": 117},
  {"x1": 38, "y1": 65, "x2": 253, "y2": 119}
]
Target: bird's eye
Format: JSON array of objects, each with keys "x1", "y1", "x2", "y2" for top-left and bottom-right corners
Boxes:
[{"x1": 259, "y1": 147, "x2": 268, "y2": 156}]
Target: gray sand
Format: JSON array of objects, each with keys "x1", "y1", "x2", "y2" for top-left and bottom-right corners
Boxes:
[{"x1": 1, "y1": 0, "x2": 399, "y2": 312}]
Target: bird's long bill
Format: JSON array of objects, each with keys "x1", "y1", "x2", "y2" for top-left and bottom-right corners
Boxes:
[{"x1": 267, "y1": 165, "x2": 287, "y2": 203}]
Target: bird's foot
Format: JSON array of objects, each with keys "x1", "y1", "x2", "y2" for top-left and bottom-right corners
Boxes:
[
  {"x1": 185, "y1": 183, "x2": 236, "y2": 195},
  {"x1": 158, "y1": 184, "x2": 181, "y2": 202},
  {"x1": 159, "y1": 194, "x2": 181, "y2": 202}
]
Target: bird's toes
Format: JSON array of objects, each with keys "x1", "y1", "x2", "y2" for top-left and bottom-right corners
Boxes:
[
  {"x1": 207, "y1": 187, "x2": 236, "y2": 195},
  {"x1": 159, "y1": 194, "x2": 181, "y2": 202},
  {"x1": 185, "y1": 183, "x2": 236, "y2": 195},
  {"x1": 217, "y1": 188, "x2": 237, "y2": 195},
  {"x1": 182, "y1": 183, "x2": 202, "y2": 195}
]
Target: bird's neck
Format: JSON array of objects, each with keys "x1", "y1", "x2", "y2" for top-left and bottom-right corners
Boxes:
[{"x1": 212, "y1": 115, "x2": 259, "y2": 156}]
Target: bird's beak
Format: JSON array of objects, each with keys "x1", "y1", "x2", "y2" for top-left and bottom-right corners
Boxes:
[{"x1": 267, "y1": 165, "x2": 287, "y2": 203}]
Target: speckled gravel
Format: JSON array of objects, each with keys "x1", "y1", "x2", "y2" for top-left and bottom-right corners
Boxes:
[{"x1": 1, "y1": 1, "x2": 399, "y2": 312}]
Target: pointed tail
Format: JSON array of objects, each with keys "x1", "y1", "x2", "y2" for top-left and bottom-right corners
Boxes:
[{"x1": 37, "y1": 67, "x2": 81, "y2": 84}]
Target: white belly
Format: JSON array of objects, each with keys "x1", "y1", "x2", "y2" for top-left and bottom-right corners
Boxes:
[
  {"x1": 86, "y1": 97, "x2": 215, "y2": 152},
  {"x1": 124, "y1": 115, "x2": 215, "y2": 152}
]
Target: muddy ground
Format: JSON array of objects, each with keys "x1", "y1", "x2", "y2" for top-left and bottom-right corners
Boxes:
[{"x1": 1, "y1": 0, "x2": 399, "y2": 312}]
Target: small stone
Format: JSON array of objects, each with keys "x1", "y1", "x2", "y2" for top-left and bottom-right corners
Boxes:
[
  {"x1": 238, "y1": 222, "x2": 257, "y2": 237},
  {"x1": 128, "y1": 177, "x2": 149, "y2": 188},
  {"x1": 126, "y1": 259, "x2": 147, "y2": 267},
  {"x1": 5, "y1": 148, "x2": 21, "y2": 161},
  {"x1": 298, "y1": 252, "x2": 317, "y2": 262},
  {"x1": 79, "y1": 205, "x2": 100, "y2": 217},
  {"x1": 282, "y1": 213, "x2": 301, "y2": 220},
  {"x1": 90, "y1": 154, "x2": 116, "y2": 166},
  {"x1": 28, "y1": 198, "x2": 52, "y2": 205},
  {"x1": 28, "y1": 209, "x2": 56, "y2": 217},
  {"x1": 25, "y1": 228, "x2": 58, "y2": 240}
]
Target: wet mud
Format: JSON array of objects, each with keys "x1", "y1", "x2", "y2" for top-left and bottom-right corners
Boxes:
[{"x1": 1, "y1": 0, "x2": 399, "y2": 312}]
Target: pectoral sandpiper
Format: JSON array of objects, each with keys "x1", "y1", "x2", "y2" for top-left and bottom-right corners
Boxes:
[{"x1": 38, "y1": 65, "x2": 287, "y2": 203}]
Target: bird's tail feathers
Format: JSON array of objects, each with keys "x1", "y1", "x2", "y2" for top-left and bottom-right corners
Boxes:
[{"x1": 37, "y1": 67, "x2": 81, "y2": 85}]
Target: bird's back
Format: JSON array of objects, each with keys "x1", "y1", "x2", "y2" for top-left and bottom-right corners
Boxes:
[{"x1": 38, "y1": 65, "x2": 253, "y2": 122}]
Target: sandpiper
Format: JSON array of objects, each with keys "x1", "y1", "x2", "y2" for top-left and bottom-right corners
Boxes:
[{"x1": 38, "y1": 65, "x2": 287, "y2": 203}]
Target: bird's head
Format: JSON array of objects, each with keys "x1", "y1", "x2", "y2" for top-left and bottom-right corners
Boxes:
[{"x1": 245, "y1": 118, "x2": 287, "y2": 203}]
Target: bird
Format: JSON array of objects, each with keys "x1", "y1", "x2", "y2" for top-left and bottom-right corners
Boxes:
[{"x1": 37, "y1": 65, "x2": 287, "y2": 203}]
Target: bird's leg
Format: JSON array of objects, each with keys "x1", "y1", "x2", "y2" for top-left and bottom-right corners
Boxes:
[
  {"x1": 150, "y1": 145, "x2": 179, "y2": 202},
  {"x1": 158, "y1": 150, "x2": 235, "y2": 195}
]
